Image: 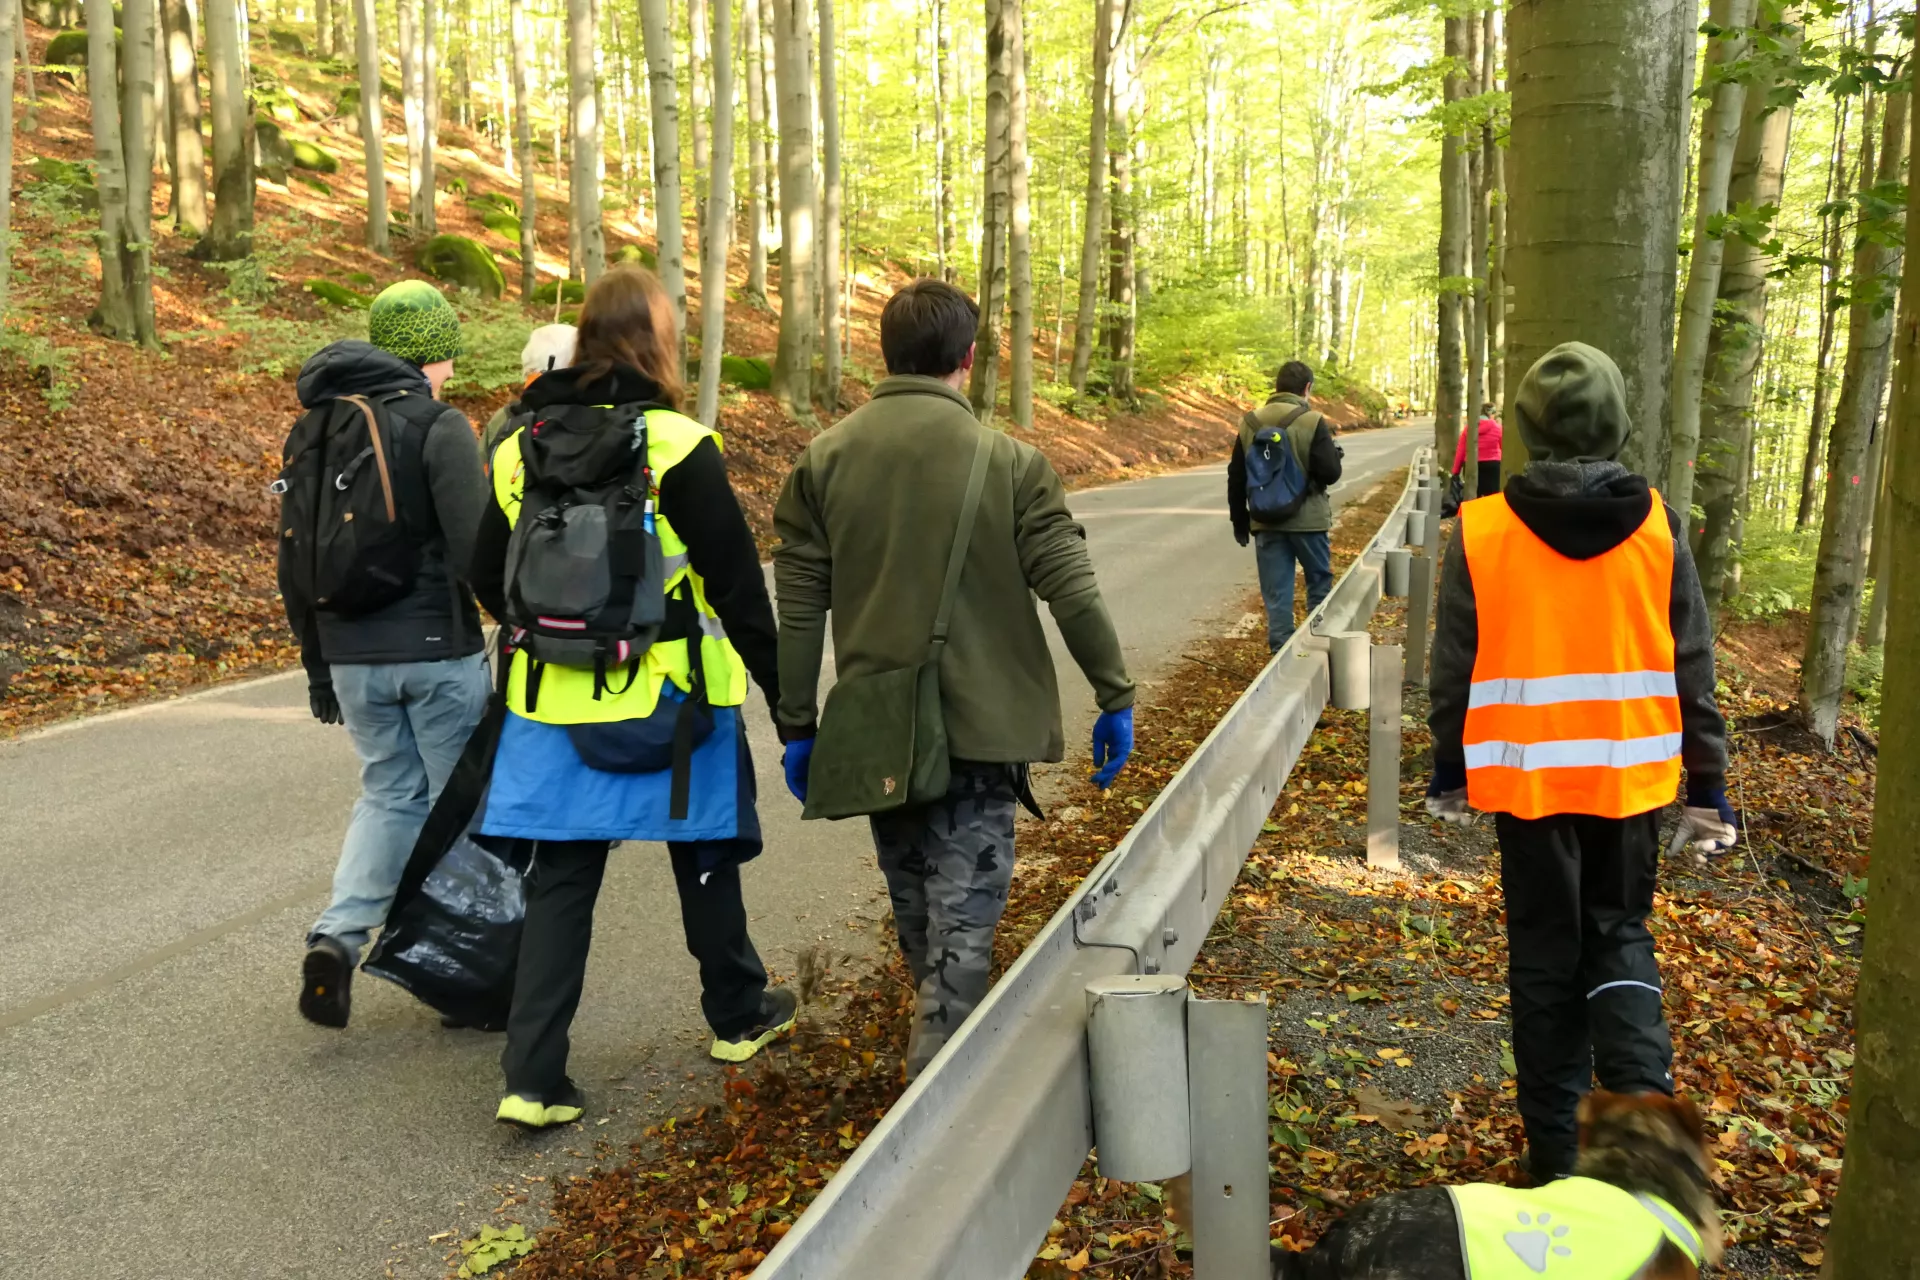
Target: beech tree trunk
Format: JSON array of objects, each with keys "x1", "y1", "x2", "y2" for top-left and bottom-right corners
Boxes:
[
  {"x1": 353, "y1": 0, "x2": 388, "y2": 253},
  {"x1": 13, "y1": 0, "x2": 35, "y2": 132},
  {"x1": 695, "y1": 0, "x2": 733, "y2": 427},
  {"x1": 1463, "y1": 14, "x2": 1488, "y2": 498},
  {"x1": 1802, "y1": 82, "x2": 1909, "y2": 747},
  {"x1": 1801, "y1": 88, "x2": 1855, "y2": 531},
  {"x1": 1503, "y1": 0, "x2": 1697, "y2": 483},
  {"x1": 422, "y1": 0, "x2": 438, "y2": 233},
  {"x1": 87, "y1": 0, "x2": 136, "y2": 337},
  {"x1": 933, "y1": 0, "x2": 954, "y2": 281},
  {"x1": 511, "y1": 0, "x2": 534, "y2": 295},
  {"x1": 0, "y1": 1, "x2": 13, "y2": 315},
  {"x1": 744, "y1": 0, "x2": 768, "y2": 300},
  {"x1": 689, "y1": 0, "x2": 709, "y2": 260},
  {"x1": 817, "y1": 0, "x2": 842, "y2": 410},
  {"x1": 1666, "y1": 0, "x2": 1755, "y2": 520},
  {"x1": 162, "y1": 0, "x2": 206, "y2": 234},
  {"x1": 639, "y1": 0, "x2": 688, "y2": 373},
  {"x1": 1006, "y1": 0, "x2": 1032, "y2": 429},
  {"x1": 969, "y1": 0, "x2": 1013, "y2": 419},
  {"x1": 1435, "y1": 15, "x2": 1469, "y2": 466},
  {"x1": 1485, "y1": 5, "x2": 1506, "y2": 415},
  {"x1": 197, "y1": 0, "x2": 253, "y2": 260},
  {"x1": 568, "y1": 0, "x2": 604, "y2": 282},
  {"x1": 1693, "y1": 43, "x2": 1795, "y2": 607},
  {"x1": 768, "y1": 0, "x2": 817, "y2": 416},
  {"x1": 120, "y1": 0, "x2": 159, "y2": 346},
  {"x1": 1826, "y1": 83, "x2": 1920, "y2": 1263},
  {"x1": 315, "y1": 0, "x2": 330, "y2": 57},
  {"x1": 1068, "y1": 0, "x2": 1116, "y2": 395},
  {"x1": 1105, "y1": 22, "x2": 1136, "y2": 403},
  {"x1": 401, "y1": 0, "x2": 426, "y2": 231}
]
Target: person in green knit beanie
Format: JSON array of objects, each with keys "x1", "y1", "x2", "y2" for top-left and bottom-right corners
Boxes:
[{"x1": 368, "y1": 279, "x2": 464, "y2": 396}]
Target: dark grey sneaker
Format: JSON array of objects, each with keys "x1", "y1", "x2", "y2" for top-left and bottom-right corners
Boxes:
[{"x1": 299, "y1": 936, "x2": 354, "y2": 1028}]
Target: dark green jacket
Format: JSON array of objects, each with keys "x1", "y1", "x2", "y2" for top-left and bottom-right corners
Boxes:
[
  {"x1": 773, "y1": 375, "x2": 1135, "y2": 764},
  {"x1": 1226, "y1": 392, "x2": 1342, "y2": 534}
]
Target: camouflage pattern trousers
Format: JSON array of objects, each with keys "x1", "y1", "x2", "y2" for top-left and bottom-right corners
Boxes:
[{"x1": 868, "y1": 762, "x2": 1019, "y2": 1078}]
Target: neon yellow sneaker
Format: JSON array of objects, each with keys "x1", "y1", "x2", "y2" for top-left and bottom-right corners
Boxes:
[
  {"x1": 710, "y1": 988, "x2": 799, "y2": 1063},
  {"x1": 495, "y1": 1079, "x2": 586, "y2": 1130}
]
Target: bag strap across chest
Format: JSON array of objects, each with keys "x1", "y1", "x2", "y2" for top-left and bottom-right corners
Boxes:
[{"x1": 928, "y1": 432, "x2": 996, "y2": 662}]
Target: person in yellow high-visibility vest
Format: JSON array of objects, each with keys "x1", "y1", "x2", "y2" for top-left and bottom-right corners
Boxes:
[
  {"x1": 467, "y1": 268, "x2": 795, "y2": 1130},
  {"x1": 1426, "y1": 343, "x2": 1737, "y2": 1182}
]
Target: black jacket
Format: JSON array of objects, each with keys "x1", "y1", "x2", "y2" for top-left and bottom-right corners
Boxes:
[
  {"x1": 284, "y1": 341, "x2": 488, "y2": 679},
  {"x1": 1427, "y1": 462, "x2": 1728, "y2": 800},
  {"x1": 469, "y1": 365, "x2": 782, "y2": 716},
  {"x1": 1227, "y1": 394, "x2": 1343, "y2": 539}
]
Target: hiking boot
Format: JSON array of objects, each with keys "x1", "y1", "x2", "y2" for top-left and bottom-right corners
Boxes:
[
  {"x1": 299, "y1": 936, "x2": 354, "y2": 1028},
  {"x1": 495, "y1": 1079, "x2": 586, "y2": 1130},
  {"x1": 441, "y1": 1014, "x2": 508, "y2": 1033},
  {"x1": 710, "y1": 987, "x2": 799, "y2": 1063}
]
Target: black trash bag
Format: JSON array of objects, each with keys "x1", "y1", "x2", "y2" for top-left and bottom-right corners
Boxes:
[
  {"x1": 1441, "y1": 471, "x2": 1465, "y2": 519},
  {"x1": 363, "y1": 696, "x2": 526, "y2": 1027}
]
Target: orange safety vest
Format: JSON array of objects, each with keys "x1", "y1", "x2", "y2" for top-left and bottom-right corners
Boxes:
[{"x1": 1459, "y1": 492, "x2": 1681, "y2": 819}]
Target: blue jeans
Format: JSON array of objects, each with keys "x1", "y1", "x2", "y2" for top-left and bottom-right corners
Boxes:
[
  {"x1": 1254, "y1": 530, "x2": 1334, "y2": 652},
  {"x1": 310, "y1": 654, "x2": 492, "y2": 954}
]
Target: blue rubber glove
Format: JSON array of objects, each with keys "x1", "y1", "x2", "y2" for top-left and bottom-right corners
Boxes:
[
  {"x1": 783, "y1": 738, "x2": 814, "y2": 803},
  {"x1": 1091, "y1": 708, "x2": 1134, "y2": 790}
]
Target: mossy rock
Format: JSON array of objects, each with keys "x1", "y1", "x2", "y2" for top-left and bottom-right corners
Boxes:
[
  {"x1": 480, "y1": 209, "x2": 522, "y2": 242},
  {"x1": 305, "y1": 279, "x2": 372, "y2": 309},
  {"x1": 254, "y1": 120, "x2": 294, "y2": 182},
  {"x1": 530, "y1": 279, "x2": 587, "y2": 305},
  {"x1": 336, "y1": 79, "x2": 402, "y2": 117},
  {"x1": 612, "y1": 243, "x2": 657, "y2": 269},
  {"x1": 445, "y1": 176, "x2": 470, "y2": 195},
  {"x1": 29, "y1": 155, "x2": 98, "y2": 210},
  {"x1": 415, "y1": 234, "x2": 505, "y2": 299},
  {"x1": 44, "y1": 29, "x2": 92, "y2": 66},
  {"x1": 468, "y1": 191, "x2": 519, "y2": 216},
  {"x1": 346, "y1": 271, "x2": 377, "y2": 287},
  {"x1": 289, "y1": 140, "x2": 339, "y2": 174},
  {"x1": 268, "y1": 27, "x2": 306, "y2": 55},
  {"x1": 688, "y1": 354, "x2": 774, "y2": 391},
  {"x1": 294, "y1": 173, "x2": 332, "y2": 195}
]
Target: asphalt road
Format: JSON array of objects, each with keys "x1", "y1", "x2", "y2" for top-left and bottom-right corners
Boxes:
[{"x1": 0, "y1": 423, "x2": 1424, "y2": 1280}]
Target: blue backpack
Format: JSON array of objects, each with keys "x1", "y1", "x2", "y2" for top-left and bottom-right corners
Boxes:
[{"x1": 1245, "y1": 405, "x2": 1315, "y2": 522}]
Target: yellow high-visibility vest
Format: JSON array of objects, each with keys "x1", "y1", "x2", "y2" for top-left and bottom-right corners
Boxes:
[{"x1": 490, "y1": 408, "x2": 748, "y2": 723}]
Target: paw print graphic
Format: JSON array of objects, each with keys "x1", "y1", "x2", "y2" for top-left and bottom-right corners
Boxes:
[{"x1": 1502, "y1": 1210, "x2": 1574, "y2": 1273}]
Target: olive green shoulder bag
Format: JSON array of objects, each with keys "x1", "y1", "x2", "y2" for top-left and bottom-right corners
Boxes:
[{"x1": 802, "y1": 431, "x2": 995, "y2": 820}]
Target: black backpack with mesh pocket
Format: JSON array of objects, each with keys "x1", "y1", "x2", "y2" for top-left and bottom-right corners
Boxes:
[{"x1": 276, "y1": 393, "x2": 424, "y2": 618}]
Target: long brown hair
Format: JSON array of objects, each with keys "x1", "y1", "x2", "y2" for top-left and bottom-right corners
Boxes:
[{"x1": 571, "y1": 265, "x2": 683, "y2": 407}]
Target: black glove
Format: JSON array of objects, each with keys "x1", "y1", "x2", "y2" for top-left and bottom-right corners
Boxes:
[
  {"x1": 309, "y1": 684, "x2": 342, "y2": 725},
  {"x1": 1233, "y1": 524, "x2": 1251, "y2": 548}
]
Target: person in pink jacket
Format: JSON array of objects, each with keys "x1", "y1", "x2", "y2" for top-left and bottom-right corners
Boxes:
[{"x1": 1454, "y1": 402, "x2": 1505, "y2": 498}]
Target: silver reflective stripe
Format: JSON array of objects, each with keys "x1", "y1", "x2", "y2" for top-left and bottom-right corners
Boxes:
[
  {"x1": 663, "y1": 551, "x2": 691, "y2": 580},
  {"x1": 1587, "y1": 979, "x2": 1662, "y2": 999},
  {"x1": 1463, "y1": 733, "x2": 1682, "y2": 772},
  {"x1": 1634, "y1": 1193, "x2": 1703, "y2": 1265},
  {"x1": 1469, "y1": 671, "x2": 1678, "y2": 709},
  {"x1": 698, "y1": 611, "x2": 727, "y2": 640}
]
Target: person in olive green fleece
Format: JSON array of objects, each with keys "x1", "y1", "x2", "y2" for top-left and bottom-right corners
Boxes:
[
  {"x1": 772, "y1": 279, "x2": 1136, "y2": 1077},
  {"x1": 1227, "y1": 360, "x2": 1344, "y2": 651}
]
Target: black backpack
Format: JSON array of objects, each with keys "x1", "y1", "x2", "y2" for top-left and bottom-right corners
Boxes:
[
  {"x1": 276, "y1": 393, "x2": 422, "y2": 618},
  {"x1": 502, "y1": 401, "x2": 670, "y2": 701}
]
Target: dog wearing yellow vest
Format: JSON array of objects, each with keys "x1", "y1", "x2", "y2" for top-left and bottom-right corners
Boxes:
[{"x1": 1271, "y1": 1091, "x2": 1722, "y2": 1279}]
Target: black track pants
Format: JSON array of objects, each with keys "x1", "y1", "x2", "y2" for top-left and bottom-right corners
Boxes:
[
  {"x1": 1494, "y1": 810, "x2": 1675, "y2": 1178},
  {"x1": 500, "y1": 838, "x2": 769, "y2": 1096}
]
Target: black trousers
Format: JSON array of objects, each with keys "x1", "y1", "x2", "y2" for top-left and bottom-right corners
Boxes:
[
  {"x1": 500, "y1": 838, "x2": 768, "y2": 1096},
  {"x1": 1494, "y1": 811, "x2": 1674, "y2": 1177}
]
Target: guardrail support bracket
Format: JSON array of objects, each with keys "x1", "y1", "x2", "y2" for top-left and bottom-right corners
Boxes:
[
  {"x1": 1368, "y1": 644, "x2": 1404, "y2": 870},
  {"x1": 1086, "y1": 976, "x2": 1193, "y2": 1183}
]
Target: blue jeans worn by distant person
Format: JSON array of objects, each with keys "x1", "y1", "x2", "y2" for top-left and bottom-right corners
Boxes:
[
  {"x1": 310, "y1": 654, "x2": 491, "y2": 954},
  {"x1": 1254, "y1": 529, "x2": 1334, "y2": 652}
]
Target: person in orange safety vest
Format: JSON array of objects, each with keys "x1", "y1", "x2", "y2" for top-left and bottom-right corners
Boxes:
[{"x1": 1425, "y1": 341, "x2": 1737, "y2": 1184}]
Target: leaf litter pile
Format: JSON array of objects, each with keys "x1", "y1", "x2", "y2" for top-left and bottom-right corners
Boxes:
[{"x1": 490, "y1": 480, "x2": 1405, "y2": 1279}]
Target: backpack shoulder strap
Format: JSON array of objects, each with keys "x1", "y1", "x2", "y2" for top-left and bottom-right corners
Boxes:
[{"x1": 929, "y1": 431, "x2": 996, "y2": 656}]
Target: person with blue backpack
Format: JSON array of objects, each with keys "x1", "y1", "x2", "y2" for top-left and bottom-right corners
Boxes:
[{"x1": 1227, "y1": 360, "x2": 1344, "y2": 651}]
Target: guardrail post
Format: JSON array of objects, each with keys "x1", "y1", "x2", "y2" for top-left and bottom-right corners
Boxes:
[
  {"x1": 1187, "y1": 997, "x2": 1271, "y2": 1280},
  {"x1": 1412, "y1": 483, "x2": 1433, "y2": 514},
  {"x1": 1086, "y1": 976, "x2": 1193, "y2": 1181},
  {"x1": 1368, "y1": 644, "x2": 1404, "y2": 870},
  {"x1": 1406, "y1": 553, "x2": 1434, "y2": 686},
  {"x1": 1328, "y1": 632, "x2": 1370, "y2": 710},
  {"x1": 1405, "y1": 510, "x2": 1427, "y2": 548},
  {"x1": 1384, "y1": 548, "x2": 1411, "y2": 598}
]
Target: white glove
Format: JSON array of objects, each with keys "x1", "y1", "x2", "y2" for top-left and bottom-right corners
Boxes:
[
  {"x1": 1678, "y1": 805, "x2": 1738, "y2": 854},
  {"x1": 1426, "y1": 788, "x2": 1474, "y2": 826}
]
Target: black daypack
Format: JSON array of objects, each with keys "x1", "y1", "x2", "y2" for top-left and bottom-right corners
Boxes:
[
  {"x1": 502, "y1": 401, "x2": 670, "y2": 701},
  {"x1": 276, "y1": 394, "x2": 422, "y2": 618}
]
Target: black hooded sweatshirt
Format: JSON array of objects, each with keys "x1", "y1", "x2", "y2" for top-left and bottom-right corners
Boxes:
[
  {"x1": 1427, "y1": 461, "x2": 1728, "y2": 803},
  {"x1": 468, "y1": 365, "x2": 782, "y2": 716},
  {"x1": 282, "y1": 341, "x2": 489, "y2": 681}
]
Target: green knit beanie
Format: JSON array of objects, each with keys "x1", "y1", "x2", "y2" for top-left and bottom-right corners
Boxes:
[{"x1": 368, "y1": 280, "x2": 463, "y2": 366}]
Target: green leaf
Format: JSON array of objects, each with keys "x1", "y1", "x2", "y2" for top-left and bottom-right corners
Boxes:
[
  {"x1": 730, "y1": 1182, "x2": 750, "y2": 1206},
  {"x1": 456, "y1": 1223, "x2": 535, "y2": 1276}
]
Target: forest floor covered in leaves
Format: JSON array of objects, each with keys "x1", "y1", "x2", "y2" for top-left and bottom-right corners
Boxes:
[
  {"x1": 476, "y1": 486, "x2": 1870, "y2": 1280},
  {"x1": 3, "y1": 18, "x2": 1390, "y2": 738}
]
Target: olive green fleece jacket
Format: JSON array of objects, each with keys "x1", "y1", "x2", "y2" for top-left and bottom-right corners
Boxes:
[{"x1": 773, "y1": 375, "x2": 1135, "y2": 763}]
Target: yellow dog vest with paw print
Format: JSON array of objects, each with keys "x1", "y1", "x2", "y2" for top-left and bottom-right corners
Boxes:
[{"x1": 1447, "y1": 1177, "x2": 1702, "y2": 1279}]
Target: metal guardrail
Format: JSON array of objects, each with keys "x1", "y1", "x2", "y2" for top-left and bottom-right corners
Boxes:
[{"x1": 753, "y1": 450, "x2": 1435, "y2": 1280}]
